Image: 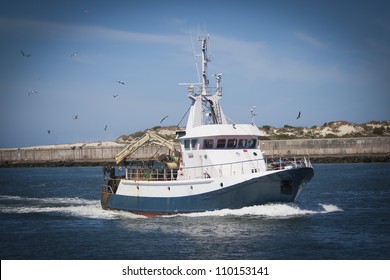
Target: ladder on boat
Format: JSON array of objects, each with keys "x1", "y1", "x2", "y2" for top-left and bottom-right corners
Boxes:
[{"x1": 214, "y1": 102, "x2": 223, "y2": 124}]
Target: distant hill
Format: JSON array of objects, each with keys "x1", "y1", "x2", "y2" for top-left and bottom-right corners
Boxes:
[
  {"x1": 116, "y1": 121, "x2": 390, "y2": 143},
  {"x1": 260, "y1": 121, "x2": 390, "y2": 140}
]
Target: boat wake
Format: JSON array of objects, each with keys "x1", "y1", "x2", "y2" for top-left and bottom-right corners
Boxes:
[
  {"x1": 0, "y1": 195, "x2": 120, "y2": 220},
  {"x1": 174, "y1": 203, "x2": 343, "y2": 218},
  {"x1": 0, "y1": 195, "x2": 342, "y2": 220}
]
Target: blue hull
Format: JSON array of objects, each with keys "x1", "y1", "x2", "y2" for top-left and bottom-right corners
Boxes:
[{"x1": 101, "y1": 167, "x2": 314, "y2": 215}]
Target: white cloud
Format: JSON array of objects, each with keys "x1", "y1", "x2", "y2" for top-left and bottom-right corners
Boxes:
[
  {"x1": 0, "y1": 17, "x2": 367, "y2": 87},
  {"x1": 0, "y1": 18, "x2": 187, "y2": 45},
  {"x1": 208, "y1": 34, "x2": 350, "y2": 84},
  {"x1": 294, "y1": 31, "x2": 326, "y2": 49}
]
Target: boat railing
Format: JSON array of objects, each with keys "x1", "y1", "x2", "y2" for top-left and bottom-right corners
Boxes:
[
  {"x1": 266, "y1": 156, "x2": 312, "y2": 171},
  {"x1": 125, "y1": 167, "x2": 178, "y2": 181},
  {"x1": 101, "y1": 184, "x2": 114, "y2": 193},
  {"x1": 122, "y1": 156, "x2": 311, "y2": 181},
  {"x1": 181, "y1": 157, "x2": 311, "y2": 180},
  {"x1": 185, "y1": 85, "x2": 221, "y2": 96}
]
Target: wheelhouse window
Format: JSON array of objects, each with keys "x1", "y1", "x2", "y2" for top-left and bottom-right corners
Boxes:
[
  {"x1": 248, "y1": 139, "x2": 257, "y2": 148},
  {"x1": 185, "y1": 139, "x2": 199, "y2": 150},
  {"x1": 227, "y1": 139, "x2": 237, "y2": 148},
  {"x1": 191, "y1": 139, "x2": 198, "y2": 149},
  {"x1": 200, "y1": 138, "x2": 258, "y2": 149},
  {"x1": 217, "y1": 139, "x2": 226, "y2": 148},
  {"x1": 203, "y1": 139, "x2": 214, "y2": 149},
  {"x1": 238, "y1": 139, "x2": 247, "y2": 148},
  {"x1": 184, "y1": 139, "x2": 190, "y2": 150}
]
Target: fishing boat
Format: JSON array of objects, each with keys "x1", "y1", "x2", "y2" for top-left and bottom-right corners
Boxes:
[{"x1": 101, "y1": 37, "x2": 314, "y2": 216}]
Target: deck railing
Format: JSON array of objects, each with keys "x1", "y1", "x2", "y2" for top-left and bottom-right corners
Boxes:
[
  {"x1": 122, "y1": 156, "x2": 311, "y2": 181},
  {"x1": 126, "y1": 167, "x2": 178, "y2": 181}
]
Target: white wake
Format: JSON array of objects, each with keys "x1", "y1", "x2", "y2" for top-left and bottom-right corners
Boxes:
[
  {"x1": 175, "y1": 203, "x2": 343, "y2": 218},
  {"x1": 0, "y1": 195, "x2": 342, "y2": 220}
]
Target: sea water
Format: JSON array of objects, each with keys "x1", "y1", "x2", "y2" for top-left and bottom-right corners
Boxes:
[{"x1": 0, "y1": 163, "x2": 389, "y2": 260}]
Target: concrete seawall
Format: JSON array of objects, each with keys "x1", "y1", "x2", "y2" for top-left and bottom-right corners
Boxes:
[
  {"x1": 0, "y1": 145, "x2": 172, "y2": 164},
  {"x1": 260, "y1": 137, "x2": 390, "y2": 157},
  {"x1": 0, "y1": 137, "x2": 389, "y2": 165}
]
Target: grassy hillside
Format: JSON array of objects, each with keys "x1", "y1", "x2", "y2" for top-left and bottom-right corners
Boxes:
[{"x1": 116, "y1": 121, "x2": 390, "y2": 143}]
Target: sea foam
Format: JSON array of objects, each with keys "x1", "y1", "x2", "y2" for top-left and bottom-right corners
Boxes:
[
  {"x1": 175, "y1": 202, "x2": 343, "y2": 218},
  {"x1": 0, "y1": 195, "x2": 343, "y2": 220}
]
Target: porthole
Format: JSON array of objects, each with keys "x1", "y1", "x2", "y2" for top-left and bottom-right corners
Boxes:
[
  {"x1": 220, "y1": 182, "x2": 223, "y2": 187},
  {"x1": 253, "y1": 152, "x2": 257, "y2": 156}
]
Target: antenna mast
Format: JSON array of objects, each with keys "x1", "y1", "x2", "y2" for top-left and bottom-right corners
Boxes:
[
  {"x1": 190, "y1": 32, "x2": 201, "y2": 83},
  {"x1": 200, "y1": 36, "x2": 210, "y2": 95}
]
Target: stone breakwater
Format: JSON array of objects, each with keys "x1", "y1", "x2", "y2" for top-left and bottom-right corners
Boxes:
[
  {"x1": 0, "y1": 137, "x2": 389, "y2": 167},
  {"x1": 260, "y1": 137, "x2": 390, "y2": 163}
]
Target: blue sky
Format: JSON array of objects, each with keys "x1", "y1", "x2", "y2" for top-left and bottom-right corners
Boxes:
[{"x1": 0, "y1": 0, "x2": 389, "y2": 148}]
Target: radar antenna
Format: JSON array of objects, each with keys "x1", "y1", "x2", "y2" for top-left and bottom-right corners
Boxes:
[
  {"x1": 251, "y1": 106, "x2": 257, "y2": 125},
  {"x1": 213, "y1": 73, "x2": 223, "y2": 96}
]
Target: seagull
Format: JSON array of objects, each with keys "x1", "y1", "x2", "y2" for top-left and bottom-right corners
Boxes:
[
  {"x1": 72, "y1": 115, "x2": 78, "y2": 120},
  {"x1": 296, "y1": 111, "x2": 301, "y2": 120},
  {"x1": 117, "y1": 80, "x2": 125, "y2": 85},
  {"x1": 70, "y1": 52, "x2": 78, "y2": 57},
  {"x1": 47, "y1": 130, "x2": 51, "y2": 135},
  {"x1": 104, "y1": 125, "x2": 108, "y2": 131},
  {"x1": 28, "y1": 90, "x2": 38, "y2": 96},
  {"x1": 20, "y1": 50, "x2": 31, "y2": 57},
  {"x1": 113, "y1": 94, "x2": 118, "y2": 98},
  {"x1": 160, "y1": 115, "x2": 168, "y2": 123}
]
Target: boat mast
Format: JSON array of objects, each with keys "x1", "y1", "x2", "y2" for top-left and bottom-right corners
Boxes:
[
  {"x1": 182, "y1": 36, "x2": 227, "y2": 128},
  {"x1": 201, "y1": 37, "x2": 210, "y2": 95}
]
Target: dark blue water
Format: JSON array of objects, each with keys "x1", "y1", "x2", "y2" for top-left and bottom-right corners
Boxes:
[{"x1": 0, "y1": 163, "x2": 389, "y2": 260}]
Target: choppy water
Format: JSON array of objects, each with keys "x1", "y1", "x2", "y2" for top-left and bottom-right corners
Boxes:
[{"x1": 0, "y1": 163, "x2": 389, "y2": 259}]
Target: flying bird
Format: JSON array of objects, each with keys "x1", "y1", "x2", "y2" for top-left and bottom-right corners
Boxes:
[
  {"x1": 160, "y1": 115, "x2": 168, "y2": 123},
  {"x1": 113, "y1": 94, "x2": 118, "y2": 98},
  {"x1": 47, "y1": 130, "x2": 51, "y2": 134},
  {"x1": 296, "y1": 111, "x2": 301, "y2": 119},
  {"x1": 20, "y1": 50, "x2": 31, "y2": 57},
  {"x1": 28, "y1": 90, "x2": 38, "y2": 96},
  {"x1": 117, "y1": 80, "x2": 125, "y2": 85},
  {"x1": 104, "y1": 125, "x2": 108, "y2": 131},
  {"x1": 72, "y1": 115, "x2": 79, "y2": 120},
  {"x1": 70, "y1": 52, "x2": 78, "y2": 57}
]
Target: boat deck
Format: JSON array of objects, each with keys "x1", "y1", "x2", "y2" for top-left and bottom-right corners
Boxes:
[{"x1": 102, "y1": 156, "x2": 312, "y2": 194}]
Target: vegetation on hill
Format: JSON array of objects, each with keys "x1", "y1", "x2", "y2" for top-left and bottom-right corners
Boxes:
[
  {"x1": 116, "y1": 121, "x2": 390, "y2": 143},
  {"x1": 260, "y1": 121, "x2": 390, "y2": 140}
]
